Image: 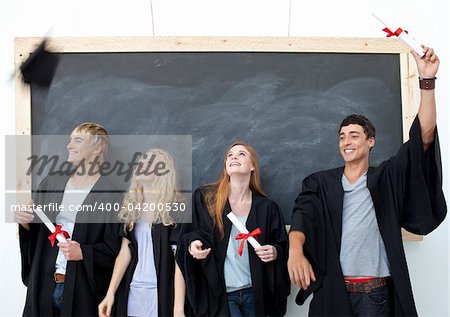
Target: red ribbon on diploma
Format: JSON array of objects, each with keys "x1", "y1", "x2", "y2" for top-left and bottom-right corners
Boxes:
[
  {"x1": 235, "y1": 228, "x2": 262, "y2": 256},
  {"x1": 48, "y1": 225, "x2": 70, "y2": 247},
  {"x1": 382, "y1": 27, "x2": 408, "y2": 37}
]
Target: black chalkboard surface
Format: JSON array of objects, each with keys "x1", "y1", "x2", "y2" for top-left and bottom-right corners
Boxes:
[{"x1": 30, "y1": 51, "x2": 403, "y2": 222}]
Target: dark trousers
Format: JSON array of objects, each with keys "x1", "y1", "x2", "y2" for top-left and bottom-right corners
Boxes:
[
  {"x1": 348, "y1": 285, "x2": 391, "y2": 316},
  {"x1": 52, "y1": 283, "x2": 64, "y2": 316},
  {"x1": 227, "y1": 288, "x2": 256, "y2": 317}
]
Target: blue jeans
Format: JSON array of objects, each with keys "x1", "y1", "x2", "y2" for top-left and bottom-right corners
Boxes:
[
  {"x1": 227, "y1": 288, "x2": 255, "y2": 317},
  {"x1": 52, "y1": 283, "x2": 64, "y2": 316},
  {"x1": 348, "y1": 285, "x2": 391, "y2": 316}
]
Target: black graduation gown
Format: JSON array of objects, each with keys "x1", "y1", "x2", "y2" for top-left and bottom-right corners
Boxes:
[
  {"x1": 177, "y1": 187, "x2": 291, "y2": 317},
  {"x1": 290, "y1": 117, "x2": 447, "y2": 316},
  {"x1": 113, "y1": 223, "x2": 176, "y2": 317},
  {"x1": 19, "y1": 174, "x2": 123, "y2": 317}
]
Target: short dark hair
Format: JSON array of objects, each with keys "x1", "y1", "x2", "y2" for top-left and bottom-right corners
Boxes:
[{"x1": 339, "y1": 114, "x2": 376, "y2": 139}]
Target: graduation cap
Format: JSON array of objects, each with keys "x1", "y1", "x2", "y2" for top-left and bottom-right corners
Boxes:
[{"x1": 19, "y1": 39, "x2": 60, "y2": 87}]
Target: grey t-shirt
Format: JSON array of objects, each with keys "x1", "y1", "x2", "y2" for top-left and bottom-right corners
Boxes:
[
  {"x1": 224, "y1": 214, "x2": 252, "y2": 293},
  {"x1": 128, "y1": 220, "x2": 158, "y2": 317},
  {"x1": 339, "y1": 173, "x2": 390, "y2": 277}
]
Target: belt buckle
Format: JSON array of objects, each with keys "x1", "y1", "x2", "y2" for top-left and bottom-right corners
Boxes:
[
  {"x1": 363, "y1": 282, "x2": 373, "y2": 293},
  {"x1": 344, "y1": 280, "x2": 357, "y2": 293}
]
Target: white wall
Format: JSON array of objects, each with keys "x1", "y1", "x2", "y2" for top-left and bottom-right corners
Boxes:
[{"x1": 1, "y1": 0, "x2": 448, "y2": 316}]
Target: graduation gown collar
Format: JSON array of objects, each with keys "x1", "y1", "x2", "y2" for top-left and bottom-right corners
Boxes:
[{"x1": 223, "y1": 191, "x2": 259, "y2": 232}]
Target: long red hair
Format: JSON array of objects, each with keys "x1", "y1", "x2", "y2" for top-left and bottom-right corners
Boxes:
[{"x1": 204, "y1": 141, "x2": 266, "y2": 238}]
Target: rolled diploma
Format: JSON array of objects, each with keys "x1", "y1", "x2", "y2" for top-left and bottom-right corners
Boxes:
[
  {"x1": 371, "y1": 13, "x2": 424, "y2": 56},
  {"x1": 397, "y1": 31, "x2": 424, "y2": 57},
  {"x1": 227, "y1": 212, "x2": 261, "y2": 249},
  {"x1": 33, "y1": 206, "x2": 68, "y2": 243}
]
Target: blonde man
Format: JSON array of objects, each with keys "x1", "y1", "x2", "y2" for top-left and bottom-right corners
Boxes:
[{"x1": 15, "y1": 122, "x2": 123, "y2": 317}]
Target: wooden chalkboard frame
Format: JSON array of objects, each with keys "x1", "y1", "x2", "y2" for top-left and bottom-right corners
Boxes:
[{"x1": 14, "y1": 36, "x2": 421, "y2": 240}]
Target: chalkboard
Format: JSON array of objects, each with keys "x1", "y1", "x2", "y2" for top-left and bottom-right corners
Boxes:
[{"x1": 15, "y1": 37, "x2": 419, "y2": 224}]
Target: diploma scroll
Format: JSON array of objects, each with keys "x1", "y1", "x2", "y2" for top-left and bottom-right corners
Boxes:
[
  {"x1": 372, "y1": 13, "x2": 424, "y2": 56},
  {"x1": 226, "y1": 212, "x2": 261, "y2": 249},
  {"x1": 33, "y1": 206, "x2": 68, "y2": 243}
]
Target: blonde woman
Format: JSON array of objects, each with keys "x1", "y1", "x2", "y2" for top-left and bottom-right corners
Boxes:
[
  {"x1": 176, "y1": 142, "x2": 290, "y2": 317},
  {"x1": 99, "y1": 148, "x2": 183, "y2": 317}
]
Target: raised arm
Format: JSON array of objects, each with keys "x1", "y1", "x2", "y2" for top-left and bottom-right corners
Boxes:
[{"x1": 412, "y1": 46, "x2": 440, "y2": 151}]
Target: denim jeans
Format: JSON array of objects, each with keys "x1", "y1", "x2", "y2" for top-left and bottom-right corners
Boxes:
[
  {"x1": 52, "y1": 283, "x2": 64, "y2": 316},
  {"x1": 227, "y1": 288, "x2": 255, "y2": 317},
  {"x1": 347, "y1": 285, "x2": 391, "y2": 316}
]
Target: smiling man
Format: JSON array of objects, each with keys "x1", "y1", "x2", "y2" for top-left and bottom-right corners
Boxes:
[
  {"x1": 14, "y1": 122, "x2": 123, "y2": 317},
  {"x1": 287, "y1": 46, "x2": 447, "y2": 316}
]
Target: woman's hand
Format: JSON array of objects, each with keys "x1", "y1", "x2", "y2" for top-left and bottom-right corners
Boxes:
[
  {"x1": 189, "y1": 240, "x2": 211, "y2": 260},
  {"x1": 255, "y1": 244, "x2": 277, "y2": 262},
  {"x1": 98, "y1": 292, "x2": 115, "y2": 317}
]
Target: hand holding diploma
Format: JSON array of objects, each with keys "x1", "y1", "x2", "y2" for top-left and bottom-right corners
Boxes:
[
  {"x1": 254, "y1": 245, "x2": 278, "y2": 262},
  {"x1": 58, "y1": 240, "x2": 83, "y2": 261},
  {"x1": 227, "y1": 212, "x2": 278, "y2": 261},
  {"x1": 33, "y1": 205, "x2": 82, "y2": 259},
  {"x1": 412, "y1": 45, "x2": 439, "y2": 79}
]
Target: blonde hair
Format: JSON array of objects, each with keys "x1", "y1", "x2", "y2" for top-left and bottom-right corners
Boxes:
[
  {"x1": 118, "y1": 148, "x2": 179, "y2": 231},
  {"x1": 204, "y1": 141, "x2": 266, "y2": 238},
  {"x1": 73, "y1": 122, "x2": 110, "y2": 162}
]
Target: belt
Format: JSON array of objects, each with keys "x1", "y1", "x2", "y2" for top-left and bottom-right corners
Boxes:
[
  {"x1": 54, "y1": 273, "x2": 65, "y2": 284},
  {"x1": 345, "y1": 277, "x2": 387, "y2": 293}
]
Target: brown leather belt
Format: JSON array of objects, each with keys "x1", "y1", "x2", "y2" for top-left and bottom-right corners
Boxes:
[
  {"x1": 345, "y1": 277, "x2": 387, "y2": 293},
  {"x1": 54, "y1": 273, "x2": 65, "y2": 284}
]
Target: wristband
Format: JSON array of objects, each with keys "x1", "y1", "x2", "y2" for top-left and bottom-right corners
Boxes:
[{"x1": 419, "y1": 77, "x2": 436, "y2": 90}]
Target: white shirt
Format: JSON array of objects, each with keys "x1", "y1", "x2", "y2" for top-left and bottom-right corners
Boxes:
[{"x1": 54, "y1": 180, "x2": 93, "y2": 274}]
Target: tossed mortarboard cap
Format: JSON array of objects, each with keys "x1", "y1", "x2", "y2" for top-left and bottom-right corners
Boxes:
[{"x1": 19, "y1": 39, "x2": 60, "y2": 87}]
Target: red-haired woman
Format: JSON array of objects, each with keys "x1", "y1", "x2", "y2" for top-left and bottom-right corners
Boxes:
[{"x1": 177, "y1": 142, "x2": 290, "y2": 317}]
